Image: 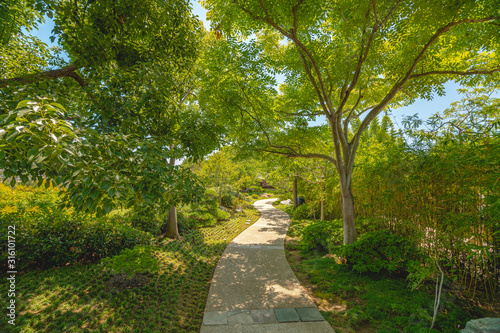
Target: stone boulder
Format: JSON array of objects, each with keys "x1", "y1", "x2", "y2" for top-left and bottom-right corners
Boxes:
[
  {"x1": 219, "y1": 206, "x2": 228, "y2": 212},
  {"x1": 280, "y1": 199, "x2": 292, "y2": 205},
  {"x1": 460, "y1": 318, "x2": 500, "y2": 333}
]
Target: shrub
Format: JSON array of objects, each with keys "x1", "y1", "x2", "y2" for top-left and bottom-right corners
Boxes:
[
  {"x1": 130, "y1": 212, "x2": 165, "y2": 236},
  {"x1": 216, "y1": 209, "x2": 230, "y2": 220},
  {"x1": 177, "y1": 211, "x2": 197, "y2": 232},
  {"x1": 221, "y1": 193, "x2": 235, "y2": 208},
  {"x1": 339, "y1": 230, "x2": 420, "y2": 275},
  {"x1": 101, "y1": 245, "x2": 159, "y2": 277},
  {"x1": 249, "y1": 185, "x2": 260, "y2": 193},
  {"x1": 233, "y1": 198, "x2": 252, "y2": 209},
  {"x1": 292, "y1": 203, "x2": 313, "y2": 220},
  {"x1": 299, "y1": 219, "x2": 343, "y2": 252},
  {"x1": 0, "y1": 213, "x2": 154, "y2": 271}
]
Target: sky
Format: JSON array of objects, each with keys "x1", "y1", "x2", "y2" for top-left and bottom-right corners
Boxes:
[{"x1": 26, "y1": 1, "x2": 470, "y2": 131}]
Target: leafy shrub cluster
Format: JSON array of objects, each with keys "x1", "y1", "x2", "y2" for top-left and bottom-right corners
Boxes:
[
  {"x1": 1, "y1": 213, "x2": 153, "y2": 270},
  {"x1": 292, "y1": 203, "x2": 314, "y2": 220},
  {"x1": 221, "y1": 193, "x2": 236, "y2": 208},
  {"x1": 296, "y1": 218, "x2": 419, "y2": 276},
  {"x1": 299, "y1": 219, "x2": 343, "y2": 252},
  {"x1": 177, "y1": 189, "x2": 233, "y2": 229},
  {"x1": 0, "y1": 183, "x2": 155, "y2": 270},
  {"x1": 340, "y1": 230, "x2": 421, "y2": 275},
  {"x1": 101, "y1": 245, "x2": 159, "y2": 277},
  {"x1": 129, "y1": 209, "x2": 167, "y2": 236}
]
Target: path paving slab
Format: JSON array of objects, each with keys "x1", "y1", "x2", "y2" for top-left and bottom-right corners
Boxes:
[
  {"x1": 296, "y1": 307, "x2": 325, "y2": 322},
  {"x1": 200, "y1": 199, "x2": 335, "y2": 333},
  {"x1": 274, "y1": 308, "x2": 300, "y2": 323}
]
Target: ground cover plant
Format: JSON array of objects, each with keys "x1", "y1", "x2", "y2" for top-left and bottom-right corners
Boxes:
[
  {"x1": 0, "y1": 198, "x2": 261, "y2": 332},
  {"x1": 284, "y1": 217, "x2": 498, "y2": 333}
]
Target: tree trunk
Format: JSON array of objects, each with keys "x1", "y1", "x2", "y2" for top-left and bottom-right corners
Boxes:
[
  {"x1": 165, "y1": 152, "x2": 179, "y2": 239},
  {"x1": 320, "y1": 200, "x2": 324, "y2": 221},
  {"x1": 293, "y1": 176, "x2": 298, "y2": 208},
  {"x1": 166, "y1": 205, "x2": 179, "y2": 239},
  {"x1": 340, "y1": 182, "x2": 357, "y2": 245}
]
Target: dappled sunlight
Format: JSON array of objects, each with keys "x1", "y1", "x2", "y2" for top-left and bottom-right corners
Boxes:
[{"x1": 203, "y1": 200, "x2": 317, "y2": 312}]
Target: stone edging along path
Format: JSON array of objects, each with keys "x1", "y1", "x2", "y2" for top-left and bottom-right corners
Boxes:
[{"x1": 200, "y1": 198, "x2": 335, "y2": 333}]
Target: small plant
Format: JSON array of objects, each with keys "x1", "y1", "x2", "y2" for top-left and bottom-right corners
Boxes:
[{"x1": 101, "y1": 245, "x2": 159, "y2": 277}]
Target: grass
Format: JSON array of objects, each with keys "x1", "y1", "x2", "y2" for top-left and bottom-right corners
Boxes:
[
  {"x1": 284, "y1": 221, "x2": 495, "y2": 333},
  {"x1": 0, "y1": 207, "x2": 261, "y2": 333}
]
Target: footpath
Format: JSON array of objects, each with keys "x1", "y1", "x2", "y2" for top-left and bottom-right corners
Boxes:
[{"x1": 200, "y1": 198, "x2": 336, "y2": 333}]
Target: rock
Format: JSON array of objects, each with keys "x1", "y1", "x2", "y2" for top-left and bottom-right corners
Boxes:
[
  {"x1": 460, "y1": 318, "x2": 500, "y2": 333},
  {"x1": 259, "y1": 193, "x2": 272, "y2": 198},
  {"x1": 235, "y1": 208, "x2": 244, "y2": 213},
  {"x1": 298, "y1": 196, "x2": 305, "y2": 206},
  {"x1": 280, "y1": 199, "x2": 292, "y2": 205},
  {"x1": 219, "y1": 206, "x2": 228, "y2": 212}
]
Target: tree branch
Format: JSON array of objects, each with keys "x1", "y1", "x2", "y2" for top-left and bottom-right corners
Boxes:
[
  {"x1": 0, "y1": 64, "x2": 86, "y2": 88},
  {"x1": 258, "y1": 149, "x2": 337, "y2": 164},
  {"x1": 410, "y1": 68, "x2": 500, "y2": 79},
  {"x1": 350, "y1": 16, "x2": 500, "y2": 177}
]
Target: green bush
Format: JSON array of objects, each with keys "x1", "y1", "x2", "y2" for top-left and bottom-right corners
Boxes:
[
  {"x1": 101, "y1": 245, "x2": 159, "y2": 277},
  {"x1": 0, "y1": 213, "x2": 154, "y2": 271},
  {"x1": 339, "y1": 230, "x2": 420, "y2": 275},
  {"x1": 221, "y1": 193, "x2": 235, "y2": 208},
  {"x1": 130, "y1": 212, "x2": 165, "y2": 236},
  {"x1": 299, "y1": 219, "x2": 343, "y2": 252},
  {"x1": 233, "y1": 198, "x2": 252, "y2": 209},
  {"x1": 292, "y1": 203, "x2": 313, "y2": 220},
  {"x1": 249, "y1": 185, "x2": 260, "y2": 193},
  {"x1": 216, "y1": 209, "x2": 230, "y2": 220}
]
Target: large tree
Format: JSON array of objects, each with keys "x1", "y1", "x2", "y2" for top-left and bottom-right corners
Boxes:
[
  {"x1": 0, "y1": 1, "x2": 222, "y2": 234},
  {"x1": 202, "y1": 0, "x2": 500, "y2": 244}
]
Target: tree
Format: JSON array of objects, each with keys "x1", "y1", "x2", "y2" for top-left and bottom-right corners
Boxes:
[
  {"x1": 194, "y1": 147, "x2": 239, "y2": 206},
  {"x1": 202, "y1": 0, "x2": 500, "y2": 244},
  {"x1": 0, "y1": 1, "x2": 223, "y2": 237}
]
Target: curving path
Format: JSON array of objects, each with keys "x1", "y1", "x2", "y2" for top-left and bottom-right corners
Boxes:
[{"x1": 200, "y1": 198, "x2": 335, "y2": 333}]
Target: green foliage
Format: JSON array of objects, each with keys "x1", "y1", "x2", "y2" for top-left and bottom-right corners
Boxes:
[
  {"x1": 299, "y1": 219, "x2": 343, "y2": 253},
  {"x1": 340, "y1": 230, "x2": 421, "y2": 275},
  {"x1": 101, "y1": 245, "x2": 160, "y2": 277},
  {"x1": 292, "y1": 203, "x2": 313, "y2": 220},
  {"x1": 0, "y1": 184, "x2": 154, "y2": 270},
  {"x1": 129, "y1": 211, "x2": 166, "y2": 236},
  {"x1": 0, "y1": 99, "x2": 204, "y2": 217},
  {"x1": 221, "y1": 193, "x2": 236, "y2": 208},
  {"x1": 292, "y1": 255, "x2": 478, "y2": 333},
  {"x1": 1, "y1": 213, "x2": 154, "y2": 271},
  {"x1": 0, "y1": 204, "x2": 262, "y2": 333},
  {"x1": 216, "y1": 209, "x2": 230, "y2": 220}
]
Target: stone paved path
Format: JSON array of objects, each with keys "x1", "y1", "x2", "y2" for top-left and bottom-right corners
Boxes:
[{"x1": 200, "y1": 199, "x2": 335, "y2": 333}]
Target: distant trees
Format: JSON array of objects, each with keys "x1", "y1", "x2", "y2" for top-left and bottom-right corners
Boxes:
[{"x1": 201, "y1": 0, "x2": 500, "y2": 244}]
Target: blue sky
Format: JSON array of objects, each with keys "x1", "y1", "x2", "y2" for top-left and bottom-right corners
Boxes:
[{"x1": 26, "y1": 1, "x2": 468, "y2": 129}]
